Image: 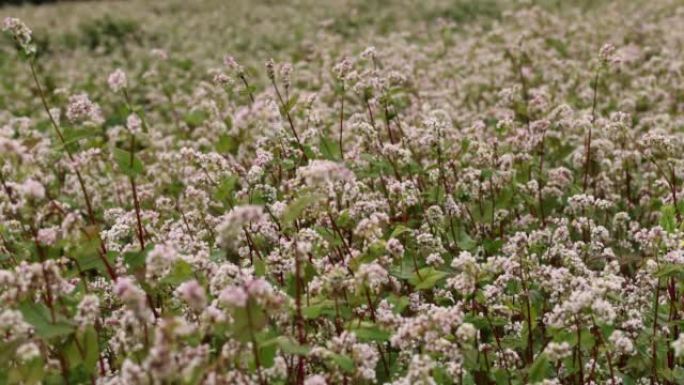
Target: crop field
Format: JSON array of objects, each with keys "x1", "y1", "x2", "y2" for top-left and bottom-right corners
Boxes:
[{"x1": 1, "y1": 0, "x2": 683, "y2": 384}]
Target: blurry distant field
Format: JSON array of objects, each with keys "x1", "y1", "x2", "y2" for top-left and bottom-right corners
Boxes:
[{"x1": 0, "y1": 0, "x2": 651, "y2": 89}]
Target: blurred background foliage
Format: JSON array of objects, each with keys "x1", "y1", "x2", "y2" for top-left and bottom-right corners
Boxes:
[{"x1": 0, "y1": 0, "x2": 657, "y2": 113}]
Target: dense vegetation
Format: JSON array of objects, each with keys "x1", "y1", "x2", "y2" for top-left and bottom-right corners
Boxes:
[{"x1": 1, "y1": 0, "x2": 683, "y2": 384}]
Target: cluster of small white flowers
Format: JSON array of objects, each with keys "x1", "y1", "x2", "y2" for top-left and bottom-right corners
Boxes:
[
  {"x1": 75, "y1": 294, "x2": 100, "y2": 328},
  {"x1": 304, "y1": 374, "x2": 327, "y2": 385},
  {"x1": 544, "y1": 341, "x2": 572, "y2": 361},
  {"x1": 126, "y1": 114, "x2": 142, "y2": 134},
  {"x1": 455, "y1": 322, "x2": 477, "y2": 342},
  {"x1": 2, "y1": 17, "x2": 34, "y2": 55},
  {"x1": 673, "y1": 333, "x2": 684, "y2": 358},
  {"x1": 175, "y1": 279, "x2": 207, "y2": 310},
  {"x1": 1, "y1": 3, "x2": 684, "y2": 384},
  {"x1": 146, "y1": 243, "x2": 179, "y2": 282},
  {"x1": 113, "y1": 277, "x2": 151, "y2": 318},
  {"x1": 66, "y1": 93, "x2": 104, "y2": 125},
  {"x1": 0, "y1": 310, "x2": 32, "y2": 341},
  {"x1": 18, "y1": 179, "x2": 45, "y2": 200},
  {"x1": 356, "y1": 262, "x2": 388, "y2": 291},
  {"x1": 108, "y1": 69, "x2": 128, "y2": 92},
  {"x1": 297, "y1": 160, "x2": 354, "y2": 186},
  {"x1": 216, "y1": 205, "x2": 265, "y2": 248},
  {"x1": 609, "y1": 330, "x2": 634, "y2": 355},
  {"x1": 15, "y1": 342, "x2": 40, "y2": 362},
  {"x1": 36, "y1": 226, "x2": 58, "y2": 245}
]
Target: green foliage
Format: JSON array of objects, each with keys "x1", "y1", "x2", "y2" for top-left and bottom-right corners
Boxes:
[
  {"x1": 1, "y1": 0, "x2": 683, "y2": 384},
  {"x1": 76, "y1": 16, "x2": 144, "y2": 53},
  {"x1": 19, "y1": 302, "x2": 74, "y2": 339},
  {"x1": 112, "y1": 147, "x2": 144, "y2": 177}
]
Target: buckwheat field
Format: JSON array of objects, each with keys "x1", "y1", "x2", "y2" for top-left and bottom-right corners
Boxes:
[{"x1": 1, "y1": 0, "x2": 684, "y2": 384}]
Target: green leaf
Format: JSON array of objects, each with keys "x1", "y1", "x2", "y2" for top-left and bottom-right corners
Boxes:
[
  {"x1": 283, "y1": 194, "x2": 322, "y2": 226},
  {"x1": 123, "y1": 246, "x2": 150, "y2": 270},
  {"x1": 280, "y1": 94, "x2": 299, "y2": 115},
  {"x1": 493, "y1": 368, "x2": 510, "y2": 385},
  {"x1": 528, "y1": 354, "x2": 549, "y2": 382},
  {"x1": 409, "y1": 267, "x2": 448, "y2": 290},
  {"x1": 655, "y1": 263, "x2": 684, "y2": 279},
  {"x1": 0, "y1": 339, "x2": 23, "y2": 364},
  {"x1": 214, "y1": 175, "x2": 239, "y2": 204},
  {"x1": 660, "y1": 205, "x2": 677, "y2": 233},
  {"x1": 58, "y1": 128, "x2": 97, "y2": 151},
  {"x1": 302, "y1": 303, "x2": 325, "y2": 319},
  {"x1": 457, "y1": 228, "x2": 477, "y2": 251},
  {"x1": 301, "y1": 144, "x2": 316, "y2": 161},
  {"x1": 350, "y1": 323, "x2": 391, "y2": 342},
  {"x1": 18, "y1": 302, "x2": 75, "y2": 339},
  {"x1": 216, "y1": 134, "x2": 239, "y2": 154},
  {"x1": 64, "y1": 338, "x2": 83, "y2": 369},
  {"x1": 113, "y1": 147, "x2": 144, "y2": 177},
  {"x1": 319, "y1": 136, "x2": 341, "y2": 160},
  {"x1": 75, "y1": 240, "x2": 112, "y2": 275},
  {"x1": 330, "y1": 353, "x2": 355, "y2": 373},
  {"x1": 495, "y1": 187, "x2": 514, "y2": 209},
  {"x1": 258, "y1": 341, "x2": 277, "y2": 368},
  {"x1": 337, "y1": 210, "x2": 353, "y2": 229},
  {"x1": 82, "y1": 326, "x2": 99, "y2": 374},
  {"x1": 22, "y1": 357, "x2": 45, "y2": 385},
  {"x1": 265, "y1": 336, "x2": 310, "y2": 355},
  {"x1": 184, "y1": 110, "x2": 208, "y2": 128},
  {"x1": 390, "y1": 225, "x2": 411, "y2": 239},
  {"x1": 231, "y1": 302, "x2": 267, "y2": 342},
  {"x1": 161, "y1": 260, "x2": 194, "y2": 286},
  {"x1": 387, "y1": 294, "x2": 409, "y2": 314},
  {"x1": 432, "y1": 365, "x2": 452, "y2": 385},
  {"x1": 253, "y1": 259, "x2": 266, "y2": 277}
]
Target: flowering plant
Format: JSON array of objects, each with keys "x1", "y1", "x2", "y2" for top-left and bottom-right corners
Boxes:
[{"x1": 0, "y1": 1, "x2": 683, "y2": 384}]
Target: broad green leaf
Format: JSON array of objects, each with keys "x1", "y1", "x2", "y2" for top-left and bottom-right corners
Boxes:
[
  {"x1": 58, "y1": 128, "x2": 97, "y2": 151},
  {"x1": 0, "y1": 339, "x2": 23, "y2": 364},
  {"x1": 253, "y1": 259, "x2": 266, "y2": 277},
  {"x1": 258, "y1": 341, "x2": 277, "y2": 368},
  {"x1": 655, "y1": 263, "x2": 684, "y2": 279},
  {"x1": 387, "y1": 294, "x2": 409, "y2": 314},
  {"x1": 161, "y1": 259, "x2": 194, "y2": 286},
  {"x1": 22, "y1": 357, "x2": 45, "y2": 385},
  {"x1": 319, "y1": 136, "x2": 341, "y2": 160},
  {"x1": 528, "y1": 353, "x2": 549, "y2": 382},
  {"x1": 82, "y1": 326, "x2": 99, "y2": 374},
  {"x1": 113, "y1": 147, "x2": 144, "y2": 177},
  {"x1": 184, "y1": 110, "x2": 208, "y2": 127},
  {"x1": 409, "y1": 267, "x2": 448, "y2": 290},
  {"x1": 124, "y1": 246, "x2": 150, "y2": 270},
  {"x1": 264, "y1": 336, "x2": 310, "y2": 355},
  {"x1": 390, "y1": 225, "x2": 411, "y2": 238},
  {"x1": 350, "y1": 323, "x2": 391, "y2": 342},
  {"x1": 216, "y1": 134, "x2": 239, "y2": 154},
  {"x1": 302, "y1": 304, "x2": 323, "y2": 319},
  {"x1": 214, "y1": 175, "x2": 239, "y2": 204},
  {"x1": 330, "y1": 353, "x2": 355, "y2": 373},
  {"x1": 231, "y1": 302, "x2": 267, "y2": 342},
  {"x1": 457, "y1": 228, "x2": 477, "y2": 251},
  {"x1": 19, "y1": 302, "x2": 75, "y2": 339}
]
